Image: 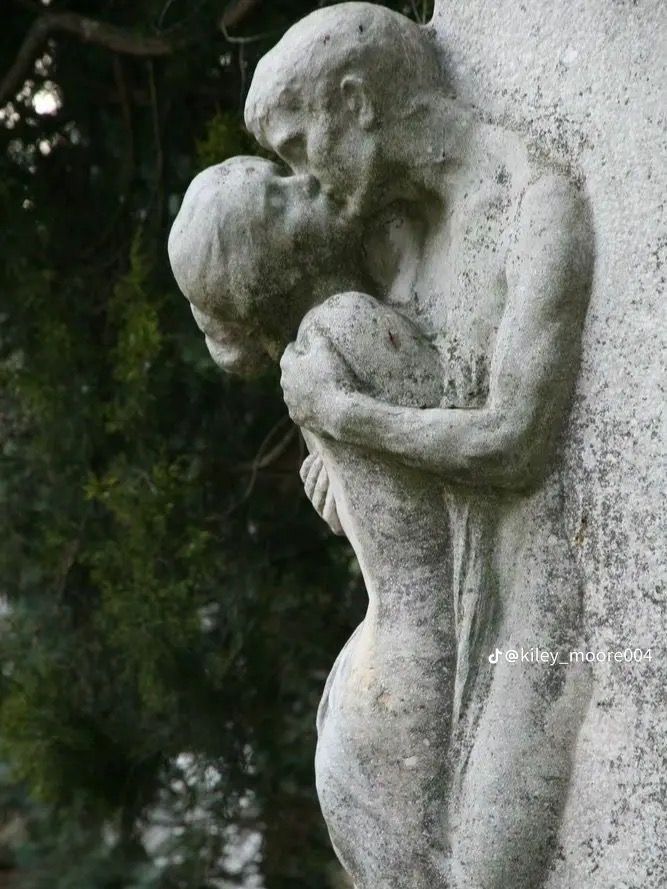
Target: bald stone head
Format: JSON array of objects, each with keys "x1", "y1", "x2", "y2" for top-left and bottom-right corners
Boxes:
[
  {"x1": 245, "y1": 3, "x2": 443, "y2": 214},
  {"x1": 168, "y1": 156, "x2": 359, "y2": 376}
]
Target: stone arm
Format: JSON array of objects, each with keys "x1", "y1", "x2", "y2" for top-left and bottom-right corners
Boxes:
[{"x1": 280, "y1": 175, "x2": 592, "y2": 489}]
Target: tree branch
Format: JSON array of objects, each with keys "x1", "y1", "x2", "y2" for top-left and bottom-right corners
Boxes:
[{"x1": 1, "y1": 11, "x2": 173, "y2": 106}]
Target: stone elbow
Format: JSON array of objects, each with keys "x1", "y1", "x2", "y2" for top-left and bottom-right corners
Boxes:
[{"x1": 478, "y1": 412, "x2": 550, "y2": 491}]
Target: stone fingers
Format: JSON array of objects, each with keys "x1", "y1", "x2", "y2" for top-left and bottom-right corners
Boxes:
[
  {"x1": 301, "y1": 452, "x2": 328, "y2": 514},
  {"x1": 323, "y1": 484, "x2": 345, "y2": 535},
  {"x1": 302, "y1": 453, "x2": 324, "y2": 502},
  {"x1": 300, "y1": 452, "x2": 319, "y2": 485},
  {"x1": 300, "y1": 452, "x2": 344, "y2": 534},
  {"x1": 311, "y1": 462, "x2": 330, "y2": 515}
]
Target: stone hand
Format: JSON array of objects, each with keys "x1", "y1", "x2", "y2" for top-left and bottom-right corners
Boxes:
[
  {"x1": 280, "y1": 336, "x2": 349, "y2": 437},
  {"x1": 299, "y1": 452, "x2": 345, "y2": 536}
]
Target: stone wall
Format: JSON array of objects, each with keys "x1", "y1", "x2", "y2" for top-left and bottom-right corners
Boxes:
[{"x1": 432, "y1": 2, "x2": 665, "y2": 885}]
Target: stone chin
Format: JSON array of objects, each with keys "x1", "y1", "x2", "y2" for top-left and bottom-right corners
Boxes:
[{"x1": 204, "y1": 336, "x2": 269, "y2": 379}]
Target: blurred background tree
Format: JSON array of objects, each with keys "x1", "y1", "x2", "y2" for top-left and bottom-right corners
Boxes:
[{"x1": 0, "y1": 1, "x2": 433, "y2": 886}]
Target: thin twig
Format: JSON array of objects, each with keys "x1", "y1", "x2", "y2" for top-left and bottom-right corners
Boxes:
[
  {"x1": 237, "y1": 417, "x2": 295, "y2": 474},
  {"x1": 114, "y1": 56, "x2": 135, "y2": 181},
  {"x1": 157, "y1": 0, "x2": 180, "y2": 30},
  {"x1": 219, "y1": 0, "x2": 274, "y2": 44},
  {"x1": 225, "y1": 418, "x2": 296, "y2": 517},
  {"x1": 220, "y1": 0, "x2": 262, "y2": 30},
  {"x1": 147, "y1": 59, "x2": 164, "y2": 224},
  {"x1": 220, "y1": 23, "x2": 274, "y2": 45},
  {"x1": 238, "y1": 42, "x2": 246, "y2": 108},
  {"x1": 77, "y1": 56, "x2": 134, "y2": 259}
]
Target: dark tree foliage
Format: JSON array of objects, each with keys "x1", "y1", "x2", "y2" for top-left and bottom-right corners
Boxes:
[{"x1": 0, "y1": 1, "x2": 433, "y2": 886}]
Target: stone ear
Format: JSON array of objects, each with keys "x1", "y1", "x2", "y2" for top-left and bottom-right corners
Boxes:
[{"x1": 340, "y1": 75, "x2": 375, "y2": 129}]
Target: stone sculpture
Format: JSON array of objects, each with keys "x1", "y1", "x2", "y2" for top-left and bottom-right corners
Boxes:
[{"x1": 168, "y1": 1, "x2": 666, "y2": 886}]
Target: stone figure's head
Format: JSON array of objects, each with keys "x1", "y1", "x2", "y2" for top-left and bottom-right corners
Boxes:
[
  {"x1": 168, "y1": 156, "x2": 358, "y2": 376},
  {"x1": 245, "y1": 3, "x2": 442, "y2": 216}
]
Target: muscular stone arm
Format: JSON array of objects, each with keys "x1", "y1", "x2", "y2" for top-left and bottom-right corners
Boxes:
[{"x1": 284, "y1": 174, "x2": 592, "y2": 489}]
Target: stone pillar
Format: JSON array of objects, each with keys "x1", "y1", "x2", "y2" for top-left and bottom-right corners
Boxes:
[{"x1": 432, "y1": 2, "x2": 664, "y2": 884}]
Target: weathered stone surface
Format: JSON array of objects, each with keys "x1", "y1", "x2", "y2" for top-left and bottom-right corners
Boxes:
[
  {"x1": 430, "y1": 3, "x2": 665, "y2": 886},
  {"x1": 169, "y1": 2, "x2": 665, "y2": 886}
]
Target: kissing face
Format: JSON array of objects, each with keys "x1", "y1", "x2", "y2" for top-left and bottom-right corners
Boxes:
[
  {"x1": 246, "y1": 87, "x2": 378, "y2": 219},
  {"x1": 169, "y1": 155, "x2": 359, "y2": 375},
  {"x1": 254, "y1": 160, "x2": 344, "y2": 257},
  {"x1": 170, "y1": 157, "x2": 346, "y2": 311}
]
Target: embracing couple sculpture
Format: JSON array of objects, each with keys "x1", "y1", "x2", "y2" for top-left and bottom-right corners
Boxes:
[{"x1": 169, "y1": 5, "x2": 593, "y2": 888}]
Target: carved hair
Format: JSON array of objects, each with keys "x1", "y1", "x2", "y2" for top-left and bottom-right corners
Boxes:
[
  {"x1": 245, "y1": 3, "x2": 444, "y2": 131},
  {"x1": 168, "y1": 158, "x2": 271, "y2": 321}
]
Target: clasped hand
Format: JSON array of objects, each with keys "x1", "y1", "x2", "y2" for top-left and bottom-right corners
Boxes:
[{"x1": 279, "y1": 334, "x2": 350, "y2": 438}]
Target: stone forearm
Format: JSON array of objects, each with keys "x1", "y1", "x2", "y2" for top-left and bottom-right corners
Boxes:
[{"x1": 337, "y1": 392, "x2": 541, "y2": 489}]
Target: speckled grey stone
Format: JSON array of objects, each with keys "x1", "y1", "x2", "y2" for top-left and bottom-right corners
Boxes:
[
  {"x1": 169, "y1": 2, "x2": 665, "y2": 886},
  {"x1": 428, "y1": 2, "x2": 666, "y2": 887}
]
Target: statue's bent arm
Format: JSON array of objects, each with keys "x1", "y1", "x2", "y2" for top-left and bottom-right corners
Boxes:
[{"x1": 333, "y1": 174, "x2": 592, "y2": 489}]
